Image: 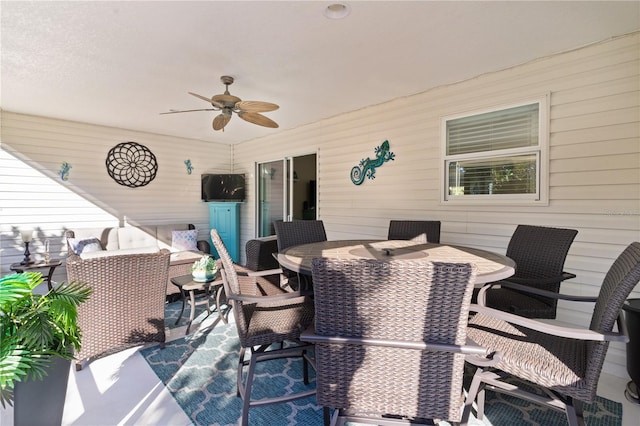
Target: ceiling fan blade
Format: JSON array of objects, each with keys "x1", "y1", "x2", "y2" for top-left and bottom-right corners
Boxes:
[
  {"x1": 238, "y1": 111, "x2": 279, "y2": 128},
  {"x1": 189, "y1": 91, "x2": 225, "y2": 108},
  {"x1": 188, "y1": 92, "x2": 214, "y2": 103},
  {"x1": 213, "y1": 114, "x2": 232, "y2": 131},
  {"x1": 236, "y1": 100, "x2": 279, "y2": 113},
  {"x1": 160, "y1": 108, "x2": 216, "y2": 115}
]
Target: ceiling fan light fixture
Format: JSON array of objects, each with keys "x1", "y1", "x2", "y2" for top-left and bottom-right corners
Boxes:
[{"x1": 324, "y1": 3, "x2": 350, "y2": 19}]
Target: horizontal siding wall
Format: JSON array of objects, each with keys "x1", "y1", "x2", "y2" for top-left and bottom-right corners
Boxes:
[
  {"x1": 0, "y1": 113, "x2": 230, "y2": 283},
  {"x1": 233, "y1": 33, "x2": 640, "y2": 378}
]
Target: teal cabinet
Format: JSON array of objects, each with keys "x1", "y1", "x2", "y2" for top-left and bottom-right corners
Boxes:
[{"x1": 208, "y1": 202, "x2": 241, "y2": 262}]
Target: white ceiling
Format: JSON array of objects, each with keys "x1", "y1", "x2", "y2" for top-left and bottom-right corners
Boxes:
[{"x1": 2, "y1": 1, "x2": 639, "y2": 145}]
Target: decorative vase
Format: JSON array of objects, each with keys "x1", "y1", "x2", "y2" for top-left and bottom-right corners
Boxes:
[{"x1": 192, "y1": 269, "x2": 215, "y2": 282}]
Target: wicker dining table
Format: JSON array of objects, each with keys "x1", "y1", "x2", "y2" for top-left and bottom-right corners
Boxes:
[{"x1": 277, "y1": 239, "x2": 515, "y2": 284}]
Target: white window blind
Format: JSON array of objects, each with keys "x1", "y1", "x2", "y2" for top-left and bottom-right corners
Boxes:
[{"x1": 447, "y1": 103, "x2": 539, "y2": 156}]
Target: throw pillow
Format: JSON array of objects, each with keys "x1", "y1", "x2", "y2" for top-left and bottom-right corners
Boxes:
[
  {"x1": 172, "y1": 229, "x2": 198, "y2": 251},
  {"x1": 68, "y1": 237, "x2": 104, "y2": 255}
]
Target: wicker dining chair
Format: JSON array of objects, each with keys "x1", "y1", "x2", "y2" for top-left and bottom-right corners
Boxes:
[
  {"x1": 274, "y1": 219, "x2": 327, "y2": 290},
  {"x1": 303, "y1": 258, "x2": 485, "y2": 425},
  {"x1": 210, "y1": 229, "x2": 315, "y2": 426},
  {"x1": 66, "y1": 250, "x2": 170, "y2": 370},
  {"x1": 244, "y1": 236, "x2": 280, "y2": 286},
  {"x1": 387, "y1": 220, "x2": 441, "y2": 243},
  {"x1": 464, "y1": 242, "x2": 640, "y2": 426},
  {"x1": 481, "y1": 224, "x2": 578, "y2": 319}
]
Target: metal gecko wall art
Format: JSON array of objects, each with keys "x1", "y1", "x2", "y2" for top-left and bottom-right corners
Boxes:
[
  {"x1": 350, "y1": 140, "x2": 395, "y2": 185},
  {"x1": 184, "y1": 159, "x2": 194, "y2": 175},
  {"x1": 59, "y1": 161, "x2": 72, "y2": 181}
]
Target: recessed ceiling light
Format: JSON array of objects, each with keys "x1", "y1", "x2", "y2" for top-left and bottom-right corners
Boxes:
[{"x1": 323, "y1": 3, "x2": 351, "y2": 19}]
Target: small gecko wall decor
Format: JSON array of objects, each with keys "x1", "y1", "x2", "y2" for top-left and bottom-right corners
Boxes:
[
  {"x1": 350, "y1": 140, "x2": 395, "y2": 185},
  {"x1": 59, "y1": 161, "x2": 72, "y2": 181},
  {"x1": 184, "y1": 159, "x2": 194, "y2": 175}
]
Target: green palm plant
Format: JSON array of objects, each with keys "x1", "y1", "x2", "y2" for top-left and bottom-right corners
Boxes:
[{"x1": 0, "y1": 272, "x2": 91, "y2": 407}]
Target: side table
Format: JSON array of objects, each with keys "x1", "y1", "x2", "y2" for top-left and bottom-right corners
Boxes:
[
  {"x1": 170, "y1": 274, "x2": 226, "y2": 334},
  {"x1": 10, "y1": 259, "x2": 63, "y2": 290}
]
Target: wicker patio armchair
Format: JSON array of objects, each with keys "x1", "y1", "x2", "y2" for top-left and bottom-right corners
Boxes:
[
  {"x1": 463, "y1": 242, "x2": 640, "y2": 426},
  {"x1": 387, "y1": 220, "x2": 441, "y2": 243},
  {"x1": 481, "y1": 224, "x2": 578, "y2": 319},
  {"x1": 303, "y1": 258, "x2": 485, "y2": 425},
  {"x1": 274, "y1": 219, "x2": 327, "y2": 291},
  {"x1": 211, "y1": 229, "x2": 315, "y2": 426},
  {"x1": 66, "y1": 250, "x2": 170, "y2": 370}
]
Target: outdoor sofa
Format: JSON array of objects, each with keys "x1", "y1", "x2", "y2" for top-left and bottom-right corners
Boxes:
[{"x1": 64, "y1": 223, "x2": 210, "y2": 299}]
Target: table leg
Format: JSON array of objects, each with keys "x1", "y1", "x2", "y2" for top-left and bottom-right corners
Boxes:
[
  {"x1": 216, "y1": 286, "x2": 228, "y2": 324},
  {"x1": 46, "y1": 266, "x2": 58, "y2": 291},
  {"x1": 204, "y1": 283, "x2": 212, "y2": 316},
  {"x1": 186, "y1": 289, "x2": 197, "y2": 334},
  {"x1": 175, "y1": 287, "x2": 186, "y2": 326}
]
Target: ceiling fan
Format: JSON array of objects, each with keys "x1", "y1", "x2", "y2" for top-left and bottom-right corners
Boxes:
[{"x1": 161, "y1": 75, "x2": 279, "y2": 131}]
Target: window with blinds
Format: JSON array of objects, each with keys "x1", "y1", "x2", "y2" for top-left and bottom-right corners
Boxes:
[{"x1": 442, "y1": 99, "x2": 547, "y2": 203}]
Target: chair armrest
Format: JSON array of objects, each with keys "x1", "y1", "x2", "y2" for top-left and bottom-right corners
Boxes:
[
  {"x1": 300, "y1": 325, "x2": 489, "y2": 355},
  {"x1": 506, "y1": 271, "x2": 577, "y2": 286},
  {"x1": 477, "y1": 280, "x2": 596, "y2": 306},
  {"x1": 227, "y1": 291, "x2": 311, "y2": 304},
  {"x1": 197, "y1": 240, "x2": 211, "y2": 254},
  {"x1": 245, "y1": 268, "x2": 284, "y2": 277},
  {"x1": 470, "y1": 304, "x2": 629, "y2": 343}
]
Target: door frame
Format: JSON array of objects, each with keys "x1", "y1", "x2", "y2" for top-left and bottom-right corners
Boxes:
[{"x1": 255, "y1": 151, "x2": 317, "y2": 237}]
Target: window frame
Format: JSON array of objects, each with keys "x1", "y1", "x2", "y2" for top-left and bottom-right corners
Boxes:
[{"x1": 440, "y1": 96, "x2": 549, "y2": 206}]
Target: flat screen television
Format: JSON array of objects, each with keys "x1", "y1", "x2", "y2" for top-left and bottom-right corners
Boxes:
[{"x1": 201, "y1": 174, "x2": 246, "y2": 202}]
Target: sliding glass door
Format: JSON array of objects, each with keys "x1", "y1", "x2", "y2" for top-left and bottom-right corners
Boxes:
[
  {"x1": 257, "y1": 153, "x2": 317, "y2": 237},
  {"x1": 257, "y1": 159, "x2": 285, "y2": 237}
]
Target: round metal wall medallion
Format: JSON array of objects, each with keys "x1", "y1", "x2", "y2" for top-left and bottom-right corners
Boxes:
[{"x1": 106, "y1": 141, "x2": 158, "y2": 188}]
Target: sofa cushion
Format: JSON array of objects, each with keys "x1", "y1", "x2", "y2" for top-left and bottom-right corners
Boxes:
[
  {"x1": 68, "y1": 237, "x2": 104, "y2": 255},
  {"x1": 169, "y1": 250, "x2": 203, "y2": 266},
  {"x1": 171, "y1": 229, "x2": 198, "y2": 252},
  {"x1": 156, "y1": 224, "x2": 190, "y2": 250},
  {"x1": 80, "y1": 246, "x2": 160, "y2": 260},
  {"x1": 68, "y1": 227, "x2": 119, "y2": 251},
  {"x1": 118, "y1": 226, "x2": 159, "y2": 250}
]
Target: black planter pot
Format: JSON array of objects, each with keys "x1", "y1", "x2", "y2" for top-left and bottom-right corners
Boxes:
[
  {"x1": 623, "y1": 298, "x2": 640, "y2": 404},
  {"x1": 13, "y1": 355, "x2": 71, "y2": 425}
]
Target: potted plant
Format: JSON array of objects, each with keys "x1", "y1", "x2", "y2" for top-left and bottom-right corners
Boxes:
[
  {"x1": 0, "y1": 272, "x2": 91, "y2": 424},
  {"x1": 190, "y1": 255, "x2": 218, "y2": 282}
]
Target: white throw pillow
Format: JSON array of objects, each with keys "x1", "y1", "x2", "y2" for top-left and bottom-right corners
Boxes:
[
  {"x1": 172, "y1": 229, "x2": 198, "y2": 251},
  {"x1": 68, "y1": 237, "x2": 104, "y2": 255}
]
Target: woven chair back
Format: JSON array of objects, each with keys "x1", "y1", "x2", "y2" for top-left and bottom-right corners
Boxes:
[
  {"x1": 387, "y1": 220, "x2": 441, "y2": 243},
  {"x1": 585, "y1": 242, "x2": 640, "y2": 386},
  {"x1": 311, "y1": 258, "x2": 476, "y2": 422},
  {"x1": 507, "y1": 225, "x2": 577, "y2": 283},
  {"x1": 66, "y1": 250, "x2": 170, "y2": 366},
  {"x1": 274, "y1": 220, "x2": 327, "y2": 252},
  {"x1": 211, "y1": 229, "x2": 249, "y2": 332}
]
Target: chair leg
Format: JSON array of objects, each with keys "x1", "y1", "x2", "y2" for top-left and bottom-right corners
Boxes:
[
  {"x1": 236, "y1": 343, "x2": 316, "y2": 425},
  {"x1": 565, "y1": 398, "x2": 586, "y2": 426},
  {"x1": 240, "y1": 353, "x2": 259, "y2": 426},
  {"x1": 461, "y1": 367, "x2": 485, "y2": 424},
  {"x1": 476, "y1": 386, "x2": 485, "y2": 420},
  {"x1": 237, "y1": 347, "x2": 246, "y2": 397},
  {"x1": 303, "y1": 349, "x2": 310, "y2": 385},
  {"x1": 323, "y1": 407, "x2": 331, "y2": 426}
]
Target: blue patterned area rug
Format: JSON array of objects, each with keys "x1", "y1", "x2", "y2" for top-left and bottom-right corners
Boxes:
[{"x1": 144, "y1": 302, "x2": 623, "y2": 425}]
